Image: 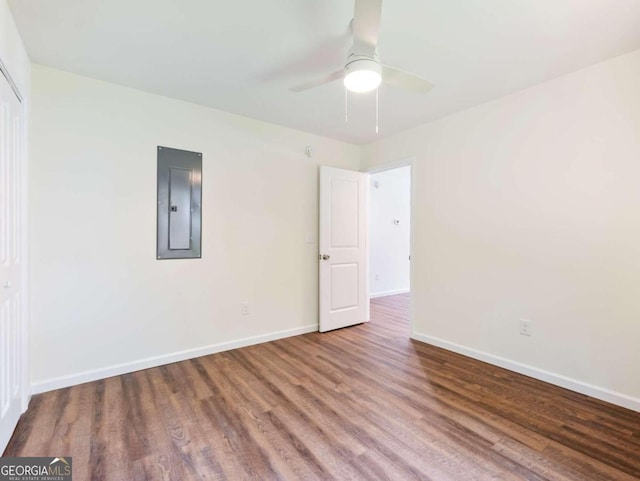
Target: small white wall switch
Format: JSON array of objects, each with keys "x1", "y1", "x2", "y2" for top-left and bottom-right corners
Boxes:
[
  {"x1": 241, "y1": 302, "x2": 250, "y2": 315},
  {"x1": 519, "y1": 319, "x2": 532, "y2": 336},
  {"x1": 305, "y1": 232, "x2": 315, "y2": 244}
]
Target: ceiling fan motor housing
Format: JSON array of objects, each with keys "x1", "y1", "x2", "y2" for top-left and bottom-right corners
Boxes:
[{"x1": 344, "y1": 53, "x2": 382, "y2": 93}]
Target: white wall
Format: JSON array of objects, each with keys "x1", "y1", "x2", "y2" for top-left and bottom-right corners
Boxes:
[
  {"x1": 29, "y1": 65, "x2": 360, "y2": 391},
  {"x1": 361, "y1": 49, "x2": 640, "y2": 410},
  {"x1": 369, "y1": 167, "x2": 411, "y2": 297}
]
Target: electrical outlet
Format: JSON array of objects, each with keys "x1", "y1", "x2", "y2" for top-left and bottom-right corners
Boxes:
[
  {"x1": 519, "y1": 319, "x2": 532, "y2": 336},
  {"x1": 241, "y1": 302, "x2": 250, "y2": 315}
]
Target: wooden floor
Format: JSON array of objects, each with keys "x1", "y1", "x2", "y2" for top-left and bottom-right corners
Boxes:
[{"x1": 5, "y1": 294, "x2": 640, "y2": 480}]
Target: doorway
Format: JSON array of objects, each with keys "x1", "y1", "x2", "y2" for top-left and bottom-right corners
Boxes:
[
  {"x1": 367, "y1": 160, "x2": 413, "y2": 333},
  {"x1": 317, "y1": 160, "x2": 414, "y2": 334}
]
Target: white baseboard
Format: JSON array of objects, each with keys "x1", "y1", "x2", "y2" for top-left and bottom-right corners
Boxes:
[
  {"x1": 31, "y1": 324, "x2": 318, "y2": 394},
  {"x1": 369, "y1": 288, "x2": 410, "y2": 299},
  {"x1": 412, "y1": 332, "x2": 640, "y2": 413}
]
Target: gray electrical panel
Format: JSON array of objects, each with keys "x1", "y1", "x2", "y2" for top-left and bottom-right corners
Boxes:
[{"x1": 157, "y1": 146, "x2": 202, "y2": 259}]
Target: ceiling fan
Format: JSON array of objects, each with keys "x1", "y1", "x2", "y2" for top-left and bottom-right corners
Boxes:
[{"x1": 289, "y1": 0, "x2": 434, "y2": 95}]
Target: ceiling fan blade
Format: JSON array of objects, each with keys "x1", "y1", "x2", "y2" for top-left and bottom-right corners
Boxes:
[
  {"x1": 289, "y1": 70, "x2": 345, "y2": 92},
  {"x1": 352, "y1": 0, "x2": 382, "y2": 57},
  {"x1": 382, "y1": 65, "x2": 434, "y2": 94}
]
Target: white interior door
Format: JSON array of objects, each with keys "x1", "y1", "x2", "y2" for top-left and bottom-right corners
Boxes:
[
  {"x1": 0, "y1": 70, "x2": 26, "y2": 451},
  {"x1": 319, "y1": 166, "x2": 368, "y2": 332}
]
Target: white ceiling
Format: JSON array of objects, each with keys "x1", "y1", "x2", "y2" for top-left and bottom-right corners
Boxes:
[{"x1": 9, "y1": 0, "x2": 640, "y2": 144}]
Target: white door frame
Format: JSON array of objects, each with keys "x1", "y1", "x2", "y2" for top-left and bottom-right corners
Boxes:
[
  {"x1": 364, "y1": 156, "x2": 415, "y2": 336},
  {"x1": 0, "y1": 59, "x2": 29, "y2": 414}
]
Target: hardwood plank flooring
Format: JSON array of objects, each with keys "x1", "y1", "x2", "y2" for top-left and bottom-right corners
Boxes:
[{"x1": 4, "y1": 293, "x2": 640, "y2": 480}]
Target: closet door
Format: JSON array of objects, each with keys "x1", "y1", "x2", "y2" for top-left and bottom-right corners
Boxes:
[{"x1": 0, "y1": 69, "x2": 26, "y2": 452}]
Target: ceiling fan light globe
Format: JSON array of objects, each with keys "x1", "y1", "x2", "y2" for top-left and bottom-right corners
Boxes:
[{"x1": 343, "y1": 58, "x2": 382, "y2": 93}]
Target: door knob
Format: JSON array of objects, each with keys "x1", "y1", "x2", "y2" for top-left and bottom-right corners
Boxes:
[{"x1": 320, "y1": 254, "x2": 330, "y2": 260}]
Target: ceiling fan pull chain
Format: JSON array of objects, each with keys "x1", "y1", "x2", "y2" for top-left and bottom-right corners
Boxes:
[
  {"x1": 375, "y1": 87, "x2": 379, "y2": 133},
  {"x1": 345, "y1": 87, "x2": 348, "y2": 123}
]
